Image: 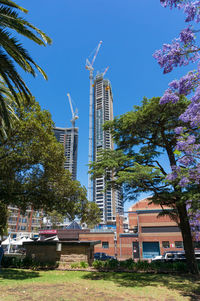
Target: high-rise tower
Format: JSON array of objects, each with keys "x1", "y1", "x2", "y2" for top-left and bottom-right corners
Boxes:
[
  {"x1": 93, "y1": 74, "x2": 123, "y2": 223},
  {"x1": 54, "y1": 127, "x2": 78, "y2": 181}
]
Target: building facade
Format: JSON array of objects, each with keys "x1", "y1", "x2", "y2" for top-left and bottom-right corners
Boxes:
[
  {"x1": 54, "y1": 127, "x2": 78, "y2": 180},
  {"x1": 7, "y1": 207, "x2": 42, "y2": 239},
  {"x1": 27, "y1": 198, "x2": 200, "y2": 260},
  {"x1": 87, "y1": 198, "x2": 199, "y2": 260},
  {"x1": 116, "y1": 199, "x2": 185, "y2": 260},
  {"x1": 93, "y1": 74, "x2": 123, "y2": 223}
]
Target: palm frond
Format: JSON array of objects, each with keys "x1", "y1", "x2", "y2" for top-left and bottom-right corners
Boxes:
[
  {"x1": 0, "y1": 0, "x2": 51, "y2": 138},
  {"x1": 0, "y1": 79, "x2": 19, "y2": 138},
  {"x1": 0, "y1": 0, "x2": 28, "y2": 13},
  {"x1": 0, "y1": 50, "x2": 32, "y2": 102},
  {"x1": 0, "y1": 29, "x2": 48, "y2": 79},
  {"x1": 0, "y1": 6, "x2": 52, "y2": 45},
  {"x1": 0, "y1": 29, "x2": 36, "y2": 75}
]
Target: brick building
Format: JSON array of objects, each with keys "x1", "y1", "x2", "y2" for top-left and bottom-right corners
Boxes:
[
  {"x1": 23, "y1": 198, "x2": 199, "y2": 261},
  {"x1": 89, "y1": 198, "x2": 199, "y2": 260},
  {"x1": 79, "y1": 232, "x2": 116, "y2": 257},
  {"x1": 117, "y1": 198, "x2": 184, "y2": 260},
  {"x1": 8, "y1": 207, "x2": 42, "y2": 238}
]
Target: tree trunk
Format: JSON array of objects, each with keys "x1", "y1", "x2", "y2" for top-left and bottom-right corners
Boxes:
[{"x1": 176, "y1": 202, "x2": 199, "y2": 275}]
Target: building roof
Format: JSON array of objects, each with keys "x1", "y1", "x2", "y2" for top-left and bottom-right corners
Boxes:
[
  {"x1": 66, "y1": 221, "x2": 82, "y2": 230},
  {"x1": 23, "y1": 240, "x2": 101, "y2": 246},
  {"x1": 128, "y1": 197, "x2": 171, "y2": 212}
]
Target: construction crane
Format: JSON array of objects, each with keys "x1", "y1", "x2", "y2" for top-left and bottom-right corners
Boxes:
[
  {"x1": 67, "y1": 93, "x2": 78, "y2": 176},
  {"x1": 86, "y1": 41, "x2": 102, "y2": 202},
  {"x1": 103, "y1": 66, "x2": 109, "y2": 77}
]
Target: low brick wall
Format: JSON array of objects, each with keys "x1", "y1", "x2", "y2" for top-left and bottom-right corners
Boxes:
[{"x1": 59, "y1": 245, "x2": 88, "y2": 264}]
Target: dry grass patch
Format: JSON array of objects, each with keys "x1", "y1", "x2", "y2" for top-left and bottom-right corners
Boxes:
[{"x1": 0, "y1": 269, "x2": 199, "y2": 301}]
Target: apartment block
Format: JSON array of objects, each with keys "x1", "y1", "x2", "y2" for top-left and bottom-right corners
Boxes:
[
  {"x1": 93, "y1": 74, "x2": 123, "y2": 223},
  {"x1": 54, "y1": 127, "x2": 78, "y2": 180}
]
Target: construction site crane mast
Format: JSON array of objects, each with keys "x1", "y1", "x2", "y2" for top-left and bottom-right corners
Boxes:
[
  {"x1": 67, "y1": 93, "x2": 78, "y2": 175},
  {"x1": 86, "y1": 40, "x2": 102, "y2": 202}
]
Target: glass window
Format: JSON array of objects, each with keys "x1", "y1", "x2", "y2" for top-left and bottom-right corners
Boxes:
[
  {"x1": 162, "y1": 241, "x2": 170, "y2": 248},
  {"x1": 175, "y1": 241, "x2": 183, "y2": 248},
  {"x1": 102, "y1": 242, "x2": 109, "y2": 249}
]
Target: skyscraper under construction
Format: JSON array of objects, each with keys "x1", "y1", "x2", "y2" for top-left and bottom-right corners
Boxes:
[
  {"x1": 54, "y1": 127, "x2": 78, "y2": 181},
  {"x1": 93, "y1": 74, "x2": 123, "y2": 223}
]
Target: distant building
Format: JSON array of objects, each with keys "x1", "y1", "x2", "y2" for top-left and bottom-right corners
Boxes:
[
  {"x1": 7, "y1": 207, "x2": 42, "y2": 238},
  {"x1": 93, "y1": 74, "x2": 123, "y2": 223},
  {"x1": 36, "y1": 197, "x2": 196, "y2": 260},
  {"x1": 54, "y1": 127, "x2": 78, "y2": 181}
]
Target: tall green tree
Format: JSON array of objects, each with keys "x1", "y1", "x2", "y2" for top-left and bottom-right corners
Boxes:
[
  {"x1": 0, "y1": 100, "x2": 100, "y2": 232},
  {"x1": 0, "y1": 0, "x2": 51, "y2": 136},
  {"x1": 90, "y1": 96, "x2": 199, "y2": 274},
  {"x1": 0, "y1": 201, "x2": 8, "y2": 238}
]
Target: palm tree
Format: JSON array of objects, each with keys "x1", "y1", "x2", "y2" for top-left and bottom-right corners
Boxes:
[{"x1": 0, "y1": 0, "x2": 52, "y2": 136}]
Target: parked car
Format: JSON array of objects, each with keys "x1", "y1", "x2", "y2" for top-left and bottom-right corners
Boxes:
[
  {"x1": 152, "y1": 250, "x2": 200, "y2": 262},
  {"x1": 94, "y1": 252, "x2": 115, "y2": 261}
]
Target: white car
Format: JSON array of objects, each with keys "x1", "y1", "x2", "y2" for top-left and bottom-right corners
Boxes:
[{"x1": 152, "y1": 255, "x2": 162, "y2": 261}]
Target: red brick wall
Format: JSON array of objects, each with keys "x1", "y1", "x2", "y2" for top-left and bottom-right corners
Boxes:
[
  {"x1": 140, "y1": 234, "x2": 183, "y2": 257},
  {"x1": 117, "y1": 237, "x2": 138, "y2": 260},
  {"x1": 79, "y1": 233, "x2": 115, "y2": 256},
  {"x1": 79, "y1": 199, "x2": 186, "y2": 260},
  {"x1": 116, "y1": 215, "x2": 124, "y2": 236}
]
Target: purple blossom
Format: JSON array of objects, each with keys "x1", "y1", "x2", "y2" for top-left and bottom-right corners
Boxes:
[
  {"x1": 180, "y1": 27, "x2": 195, "y2": 44},
  {"x1": 188, "y1": 135, "x2": 196, "y2": 144},
  {"x1": 176, "y1": 140, "x2": 188, "y2": 151},
  {"x1": 161, "y1": 1, "x2": 200, "y2": 24},
  {"x1": 184, "y1": 2, "x2": 197, "y2": 22},
  {"x1": 166, "y1": 172, "x2": 178, "y2": 181},
  {"x1": 174, "y1": 127, "x2": 184, "y2": 134},
  {"x1": 179, "y1": 155, "x2": 194, "y2": 166},
  {"x1": 187, "y1": 200, "x2": 200, "y2": 240},
  {"x1": 180, "y1": 94, "x2": 200, "y2": 126},
  {"x1": 179, "y1": 176, "x2": 190, "y2": 187},
  {"x1": 153, "y1": 26, "x2": 198, "y2": 74},
  {"x1": 160, "y1": 90, "x2": 179, "y2": 104},
  {"x1": 160, "y1": 0, "x2": 180, "y2": 8},
  {"x1": 158, "y1": 1, "x2": 200, "y2": 224}
]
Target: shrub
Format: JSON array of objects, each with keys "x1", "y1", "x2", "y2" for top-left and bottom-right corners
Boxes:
[
  {"x1": 22, "y1": 257, "x2": 34, "y2": 268},
  {"x1": 172, "y1": 262, "x2": 188, "y2": 273},
  {"x1": 70, "y1": 262, "x2": 80, "y2": 269},
  {"x1": 119, "y1": 258, "x2": 135, "y2": 270},
  {"x1": 80, "y1": 261, "x2": 88, "y2": 268},
  {"x1": 1, "y1": 256, "x2": 23, "y2": 268},
  {"x1": 92, "y1": 260, "x2": 104, "y2": 269},
  {"x1": 104, "y1": 259, "x2": 119, "y2": 270},
  {"x1": 135, "y1": 260, "x2": 151, "y2": 271},
  {"x1": 1, "y1": 255, "x2": 58, "y2": 270},
  {"x1": 150, "y1": 260, "x2": 189, "y2": 273}
]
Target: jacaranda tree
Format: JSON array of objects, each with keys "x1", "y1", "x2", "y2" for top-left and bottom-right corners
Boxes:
[{"x1": 154, "y1": 0, "x2": 200, "y2": 250}]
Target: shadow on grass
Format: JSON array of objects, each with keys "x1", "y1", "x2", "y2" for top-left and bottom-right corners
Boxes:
[
  {"x1": 0, "y1": 268, "x2": 40, "y2": 281},
  {"x1": 82, "y1": 272, "x2": 200, "y2": 301}
]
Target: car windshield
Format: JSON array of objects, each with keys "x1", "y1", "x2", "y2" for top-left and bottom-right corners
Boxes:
[
  {"x1": 166, "y1": 254, "x2": 174, "y2": 258},
  {"x1": 177, "y1": 254, "x2": 185, "y2": 259}
]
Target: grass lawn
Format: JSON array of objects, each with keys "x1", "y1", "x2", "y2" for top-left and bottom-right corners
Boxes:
[{"x1": 0, "y1": 269, "x2": 199, "y2": 301}]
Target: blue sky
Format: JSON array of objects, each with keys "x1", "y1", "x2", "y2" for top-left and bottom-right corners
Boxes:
[{"x1": 18, "y1": 1, "x2": 190, "y2": 210}]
